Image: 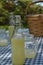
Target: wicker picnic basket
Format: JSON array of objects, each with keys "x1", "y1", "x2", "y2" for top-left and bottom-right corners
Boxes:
[
  {"x1": 27, "y1": 1, "x2": 43, "y2": 36},
  {"x1": 27, "y1": 14, "x2": 43, "y2": 36}
]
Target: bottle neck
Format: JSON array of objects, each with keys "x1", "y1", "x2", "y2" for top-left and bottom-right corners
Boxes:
[
  {"x1": 15, "y1": 22, "x2": 22, "y2": 33},
  {"x1": 12, "y1": 22, "x2": 23, "y2": 38},
  {"x1": 12, "y1": 15, "x2": 23, "y2": 38},
  {"x1": 9, "y1": 12, "x2": 15, "y2": 26},
  {"x1": 14, "y1": 15, "x2": 22, "y2": 32}
]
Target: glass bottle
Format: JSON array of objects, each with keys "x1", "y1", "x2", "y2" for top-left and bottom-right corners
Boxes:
[
  {"x1": 9, "y1": 12, "x2": 15, "y2": 40},
  {"x1": 11, "y1": 15, "x2": 25, "y2": 65}
]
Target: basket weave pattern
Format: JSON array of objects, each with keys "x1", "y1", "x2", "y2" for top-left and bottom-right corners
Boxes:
[{"x1": 27, "y1": 14, "x2": 43, "y2": 36}]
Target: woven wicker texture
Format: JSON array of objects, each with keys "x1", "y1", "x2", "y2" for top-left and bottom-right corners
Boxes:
[{"x1": 27, "y1": 14, "x2": 43, "y2": 36}]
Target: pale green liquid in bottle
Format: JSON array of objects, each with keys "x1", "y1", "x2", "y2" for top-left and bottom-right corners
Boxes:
[{"x1": 11, "y1": 37, "x2": 25, "y2": 65}]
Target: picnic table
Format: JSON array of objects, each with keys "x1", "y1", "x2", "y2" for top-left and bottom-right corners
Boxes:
[{"x1": 0, "y1": 29, "x2": 43, "y2": 65}]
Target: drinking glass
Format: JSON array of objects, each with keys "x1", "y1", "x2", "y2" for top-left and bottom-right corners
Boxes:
[
  {"x1": 0, "y1": 29, "x2": 8, "y2": 46},
  {"x1": 24, "y1": 34, "x2": 38, "y2": 58}
]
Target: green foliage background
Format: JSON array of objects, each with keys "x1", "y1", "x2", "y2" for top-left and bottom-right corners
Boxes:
[{"x1": 0, "y1": 0, "x2": 43, "y2": 28}]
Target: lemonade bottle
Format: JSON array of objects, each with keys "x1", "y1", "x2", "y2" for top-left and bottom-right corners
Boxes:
[
  {"x1": 11, "y1": 15, "x2": 25, "y2": 65},
  {"x1": 9, "y1": 12, "x2": 15, "y2": 40}
]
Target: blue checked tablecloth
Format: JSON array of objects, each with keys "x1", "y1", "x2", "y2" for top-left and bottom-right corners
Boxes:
[
  {"x1": 0, "y1": 34, "x2": 43, "y2": 65},
  {"x1": 0, "y1": 37, "x2": 43, "y2": 65}
]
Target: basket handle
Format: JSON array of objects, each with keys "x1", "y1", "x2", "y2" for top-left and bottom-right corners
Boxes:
[
  {"x1": 30, "y1": 0, "x2": 43, "y2": 5},
  {"x1": 25, "y1": 0, "x2": 43, "y2": 15}
]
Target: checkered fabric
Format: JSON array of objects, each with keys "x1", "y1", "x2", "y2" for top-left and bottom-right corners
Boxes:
[
  {"x1": 25, "y1": 37, "x2": 43, "y2": 65},
  {"x1": 0, "y1": 43, "x2": 12, "y2": 65},
  {"x1": 0, "y1": 37, "x2": 43, "y2": 65}
]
